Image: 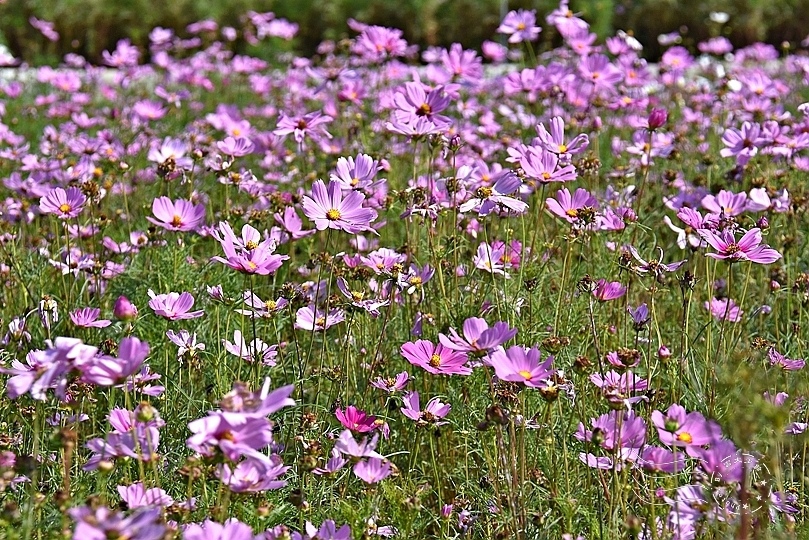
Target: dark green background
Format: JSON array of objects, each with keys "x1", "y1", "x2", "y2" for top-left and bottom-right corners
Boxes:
[{"x1": 1, "y1": 0, "x2": 807, "y2": 64}]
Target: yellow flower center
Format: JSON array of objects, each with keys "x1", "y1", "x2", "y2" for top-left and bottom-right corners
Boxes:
[
  {"x1": 429, "y1": 354, "x2": 442, "y2": 368},
  {"x1": 171, "y1": 215, "x2": 183, "y2": 227},
  {"x1": 247, "y1": 261, "x2": 257, "y2": 270},
  {"x1": 59, "y1": 203, "x2": 72, "y2": 214},
  {"x1": 542, "y1": 172, "x2": 551, "y2": 180},
  {"x1": 558, "y1": 144, "x2": 568, "y2": 153},
  {"x1": 408, "y1": 276, "x2": 423, "y2": 286},
  {"x1": 566, "y1": 208, "x2": 579, "y2": 218},
  {"x1": 326, "y1": 208, "x2": 341, "y2": 221},
  {"x1": 418, "y1": 103, "x2": 432, "y2": 116},
  {"x1": 516, "y1": 22, "x2": 526, "y2": 31},
  {"x1": 245, "y1": 240, "x2": 258, "y2": 250},
  {"x1": 676, "y1": 432, "x2": 693, "y2": 444},
  {"x1": 315, "y1": 316, "x2": 326, "y2": 328},
  {"x1": 518, "y1": 370, "x2": 532, "y2": 380}
]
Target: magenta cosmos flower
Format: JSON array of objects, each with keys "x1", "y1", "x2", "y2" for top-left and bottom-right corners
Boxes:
[
  {"x1": 302, "y1": 179, "x2": 378, "y2": 234},
  {"x1": 146, "y1": 196, "x2": 205, "y2": 232},
  {"x1": 400, "y1": 340, "x2": 471, "y2": 376},
  {"x1": 592, "y1": 279, "x2": 626, "y2": 301},
  {"x1": 40, "y1": 186, "x2": 87, "y2": 219},
  {"x1": 147, "y1": 290, "x2": 204, "y2": 320},
  {"x1": 488, "y1": 345, "x2": 554, "y2": 388},
  {"x1": 336, "y1": 406, "x2": 378, "y2": 433},
  {"x1": 698, "y1": 227, "x2": 781, "y2": 264}
]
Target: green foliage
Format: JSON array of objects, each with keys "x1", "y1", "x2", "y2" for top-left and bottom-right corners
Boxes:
[{"x1": 4, "y1": 0, "x2": 808, "y2": 65}]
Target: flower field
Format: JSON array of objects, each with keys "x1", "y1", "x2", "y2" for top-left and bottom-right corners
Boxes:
[{"x1": 1, "y1": 4, "x2": 809, "y2": 539}]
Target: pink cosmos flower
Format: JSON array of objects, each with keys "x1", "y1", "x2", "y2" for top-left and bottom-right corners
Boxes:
[
  {"x1": 217, "y1": 456, "x2": 288, "y2": 493},
  {"x1": 223, "y1": 330, "x2": 277, "y2": 366},
  {"x1": 546, "y1": 187, "x2": 597, "y2": 224},
  {"x1": 146, "y1": 197, "x2": 205, "y2": 232},
  {"x1": 520, "y1": 147, "x2": 578, "y2": 185},
  {"x1": 302, "y1": 179, "x2": 378, "y2": 234},
  {"x1": 536, "y1": 117, "x2": 589, "y2": 161},
  {"x1": 29, "y1": 17, "x2": 59, "y2": 42},
  {"x1": 768, "y1": 348, "x2": 805, "y2": 371},
  {"x1": 392, "y1": 82, "x2": 452, "y2": 127},
  {"x1": 70, "y1": 307, "x2": 111, "y2": 328},
  {"x1": 313, "y1": 448, "x2": 348, "y2": 476},
  {"x1": 82, "y1": 336, "x2": 150, "y2": 387},
  {"x1": 333, "y1": 429, "x2": 383, "y2": 459},
  {"x1": 330, "y1": 153, "x2": 381, "y2": 191},
  {"x1": 147, "y1": 290, "x2": 204, "y2": 320},
  {"x1": 273, "y1": 110, "x2": 333, "y2": 146},
  {"x1": 211, "y1": 222, "x2": 288, "y2": 275},
  {"x1": 183, "y1": 519, "x2": 255, "y2": 540},
  {"x1": 117, "y1": 482, "x2": 173, "y2": 508},
  {"x1": 701, "y1": 189, "x2": 748, "y2": 218},
  {"x1": 401, "y1": 391, "x2": 451, "y2": 426},
  {"x1": 592, "y1": 279, "x2": 626, "y2": 301},
  {"x1": 705, "y1": 297, "x2": 743, "y2": 322},
  {"x1": 353, "y1": 457, "x2": 392, "y2": 484},
  {"x1": 497, "y1": 9, "x2": 541, "y2": 43},
  {"x1": 274, "y1": 207, "x2": 315, "y2": 240},
  {"x1": 698, "y1": 227, "x2": 780, "y2": 264},
  {"x1": 400, "y1": 340, "x2": 471, "y2": 376},
  {"x1": 488, "y1": 346, "x2": 554, "y2": 388},
  {"x1": 438, "y1": 317, "x2": 517, "y2": 355},
  {"x1": 216, "y1": 136, "x2": 254, "y2": 157},
  {"x1": 39, "y1": 187, "x2": 86, "y2": 219},
  {"x1": 370, "y1": 371, "x2": 410, "y2": 393},
  {"x1": 652, "y1": 404, "x2": 722, "y2": 457},
  {"x1": 458, "y1": 171, "x2": 528, "y2": 216},
  {"x1": 720, "y1": 121, "x2": 768, "y2": 166},
  {"x1": 294, "y1": 305, "x2": 345, "y2": 331}
]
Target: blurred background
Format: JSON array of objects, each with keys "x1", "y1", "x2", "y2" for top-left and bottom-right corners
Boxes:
[{"x1": 0, "y1": 0, "x2": 808, "y2": 64}]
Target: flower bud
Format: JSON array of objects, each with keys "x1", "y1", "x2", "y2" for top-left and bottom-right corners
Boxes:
[
  {"x1": 658, "y1": 345, "x2": 672, "y2": 359},
  {"x1": 756, "y1": 216, "x2": 769, "y2": 230},
  {"x1": 647, "y1": 108, "x2": 668, "y2": 130},
  {"x1": 113, "y1": 296, "x2": 138, "y2": 321}
]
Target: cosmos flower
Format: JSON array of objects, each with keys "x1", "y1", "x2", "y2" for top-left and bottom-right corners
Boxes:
[
  {"x1": 400, "y1": 391, "x2": 451, "y2": 426},
  {"x1": 652, "y1": 403, "x2": 722, "y2": 456},
  {"x1": 546, "y1": 187, "x2": 597, "y2": 224},
  {"x1": 70, "y1": 307, "x2": 111, "y2": 328},
  {"x1": 488, "y1": 345, "x2": 554, "y2": 388},
  {"x1": 294, "y1": 305, "x2": 345, "y2": 332},
  {"x1": 39, "y1": 187, "x2": 86, "y2": 219},
  {"x1": 497, "y1": 9, "x2": 542, "y2": 43},
  {"x1": 438, "y1": 317, "x2": 517, "y2": 355},
  {"x1": 400, "y1": 340, "x2": 471, "y2": 376},
  {"x1": 705, "y1": 297, "x2": 743, "y2": 322},
  {"x1": 302, "y1": 179, "x2": 378, "y2": 234},
  {"x1": 147, "y1": 290, "x2": 204, "y2": 321},
  {"x1": 698, "y1": 227, "x2": 781, "y2": 264},
  {"x1": 211, "y1": 222, "x2": 288, "y2": 275},
  {"x1": 335, "y1": 406, "x2": 378, "y2": 433},
  {"x1": 146, "y1": 197, "x2": 205, "y2": 232},
  {"x1": 353, "y1": 457, "x2": 392, "y2": 484}
]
